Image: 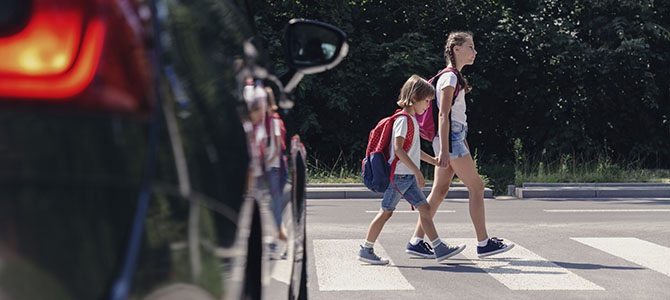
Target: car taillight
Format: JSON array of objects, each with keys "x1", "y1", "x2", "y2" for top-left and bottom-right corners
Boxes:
[
  {"x1": 0, "y1": 0, "x2": 104, "y2": 99},
  {"x1": 0, "y1": 0, "x2": 153, "y2": 114}
]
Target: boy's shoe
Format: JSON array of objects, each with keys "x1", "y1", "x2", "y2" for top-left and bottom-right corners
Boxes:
[
  {"x1": 405, "y1": 241, "x2": 435, "y2": 258},
  {"x1": 477, "y1": 237, "x2": 515, "y2": 257},
  {"x1": 434, "y1": 243, "x2": 466, "y2": 262},
  {"x1": 357, "y1": 246, "x2": 389, "y2": 265}
]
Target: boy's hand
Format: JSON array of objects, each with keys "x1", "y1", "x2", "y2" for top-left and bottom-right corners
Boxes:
[
  {"x1": 415, "y1": 172, "x2": 426, "y2": 188},
  {"x1": 437, "y1": 152, "x2": 450, "y2": 168}
]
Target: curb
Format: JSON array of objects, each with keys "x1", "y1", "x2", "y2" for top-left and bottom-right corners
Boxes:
[
  {"x1": 306, "y1": 183, "x2": 493, "y2": 199},
  {"x1": 512, "y1": 183, "x2": 670, "y2": 198}
]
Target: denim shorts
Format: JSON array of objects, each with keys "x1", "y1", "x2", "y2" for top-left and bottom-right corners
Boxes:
[
  {"x1": 381, "y1": 174, "x2": 428, "y2": 211},
  {"x1": 432, "y1": 122, "x2": 469, "y2": 160}
]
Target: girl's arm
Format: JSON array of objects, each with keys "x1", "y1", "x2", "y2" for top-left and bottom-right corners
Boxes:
[
  {"x1": 437, "y1": 85, "x2": 455, "y2": 167},
  {"x1": 420, "y1": 150, "x2": 437, "y2": 166}
]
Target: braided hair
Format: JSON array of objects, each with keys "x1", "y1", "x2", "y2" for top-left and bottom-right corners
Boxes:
[{"x1": 444, "y1": 31, "x2": 473, "y2": 94}]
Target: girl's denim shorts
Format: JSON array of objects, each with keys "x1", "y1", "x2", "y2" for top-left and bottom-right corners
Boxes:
[{"x1": 432, "y1": 122, "x2": 469, "y2": 160}]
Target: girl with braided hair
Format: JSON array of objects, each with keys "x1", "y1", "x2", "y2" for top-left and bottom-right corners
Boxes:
[{"x1": 405, "y1": 31, "x2": 515, "y2": 259}]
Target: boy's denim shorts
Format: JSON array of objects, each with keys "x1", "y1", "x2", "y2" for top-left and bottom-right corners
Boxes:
[
  {"x1": 432, "y1": 122, "x2": 469, "y2": 160},
  {"x1": 381, "y1": 174, "x2": 428, "y2": 211}
]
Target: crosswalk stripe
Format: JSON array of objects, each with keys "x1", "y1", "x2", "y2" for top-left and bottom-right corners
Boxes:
[
  {"x1": 312, "y1": 239, "x2": 414, "y2": 291},
  {"x1": 448, "y1": 238, "x2": 604, "y2": 290},
  {"x1": 365, "y1": 210, "x2": 455, "y2": 213},
  {"x1": 545, "y1": 209, "x2": 670, "y2": 213},
  {"x1": 571, "y1": 237, "x2": 670, "y2": 277}
]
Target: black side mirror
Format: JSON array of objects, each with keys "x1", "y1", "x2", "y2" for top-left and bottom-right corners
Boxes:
[{"x1": 282, "y1": 19, "x2": 348, "y2": 92}]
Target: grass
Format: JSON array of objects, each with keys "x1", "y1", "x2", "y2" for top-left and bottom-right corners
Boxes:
[
  {"x1": 306, "y1": 153, "x2": 361, "y2": 184},
  {"x1": 306, "y1": 151, "x2": 670, "y2": 195},
  {"x1": 512, "y1": 154, "x2": 670, "y2": 185}
]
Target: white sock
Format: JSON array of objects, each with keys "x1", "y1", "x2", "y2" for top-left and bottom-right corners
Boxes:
[
  {"x1": 364, "y1": 240, "x2": 374, "y2": 248},
  {"x1": 431, "y1": 237, "x2": 442, "y2": 248},
  {"x1": 410, "y1": 237, "x2": 423, "y2": 246},
  {"x1": 478, "y1": 238, "x2": 489, "y2": 247}
]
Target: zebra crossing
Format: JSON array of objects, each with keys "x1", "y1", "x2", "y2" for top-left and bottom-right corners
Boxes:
[{"x1": 312, "y1": 237, "x2": 670, "y2": 292}]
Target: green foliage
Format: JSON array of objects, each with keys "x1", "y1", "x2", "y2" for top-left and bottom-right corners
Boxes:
[{"x1": 252, "y1": 0, "x2": 670, "y2": 169}]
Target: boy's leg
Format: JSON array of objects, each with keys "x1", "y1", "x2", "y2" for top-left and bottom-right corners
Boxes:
[
  {"x1": 416, "y1": 203, "x2": 465, "y2": 261},
  {"x1": 359, "y1": 210, "x2": 394, "y2": 265},
  {"x1": 410, "y1": 166, "x2": 455, "y2": 239},
  {"x1": 358, "y1": 182, "x2": 401, "y2": 265},
  {"x1": 364, "y1": 209, "x2": 394, "y2": 244},
  {"x1": 415, "y1": 204, "x2": 438, "y2": 241}
]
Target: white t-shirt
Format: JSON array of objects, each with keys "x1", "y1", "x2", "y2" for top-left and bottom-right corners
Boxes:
[
  {"x1": 436, "y1": 71, "x2": 467, "y2": 127},
  {"x1": 388, "y1": 115, "x2": 420, "y2": 175},
  {"x1": 264, "y1": 118, "x2": 282, "y2": 169},
  {"x1": 252, "y1": 124, "x2": 266, "y2": 177}
]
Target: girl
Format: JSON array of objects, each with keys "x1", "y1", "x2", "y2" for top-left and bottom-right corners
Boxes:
[
  {"x1": 357, "y1": 75, "x2": 466, "y2": 265},
  {"x1": 264, "y1": 86, "x2": 289, "y2": 243},
  {"x1": 406, "y1": 32, "x2": 514, "y2": 258}
]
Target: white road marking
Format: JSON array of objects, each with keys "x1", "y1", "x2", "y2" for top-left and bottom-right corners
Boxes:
[
  {"x1": 449, "y1": 238, "x2": 604, "y2": 290},
  {"x1": 365, "y1": 210, "x2": 455, "y2": 213},
  {"x1": 270, "y1": 245, "x2": 293, "y2": 284},
  {"x1": 571, "y1": 237, "x2": 670, "y2": 277},
  {"x1": 545, "y1": 209, "x2": 670, "y2": 213},
  {"x1": 313, "y1": 239, "x2": 414, "y2": 291}
]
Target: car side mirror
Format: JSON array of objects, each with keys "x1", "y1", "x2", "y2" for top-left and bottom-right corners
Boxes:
[{"x1": 281, "y1": 19, "x2": 348, "y2": 93}]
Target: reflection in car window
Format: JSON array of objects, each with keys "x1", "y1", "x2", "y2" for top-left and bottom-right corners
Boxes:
[{"x1": 129, "y1": 0, "x2": 257, "y2": 296}]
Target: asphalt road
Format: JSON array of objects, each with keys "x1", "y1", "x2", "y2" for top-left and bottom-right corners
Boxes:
[{"x1": 305, "y1": 196, "x2": 670, "y2": 300}]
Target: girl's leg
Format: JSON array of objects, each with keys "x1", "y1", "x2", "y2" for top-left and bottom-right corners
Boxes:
[
  {"x1": 449, "y1": 154, "x2": 488, "y2": 241},
  {"x1": 364, "y1": 210, "x2": 394, "y2": 243},
  {"x1": 411, "y1": 166, "x2": 455, "y2": 239}
]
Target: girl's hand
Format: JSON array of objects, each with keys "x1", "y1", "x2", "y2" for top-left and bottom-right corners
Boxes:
[
  {"x1": 415, "y1": 172, "x2": 426, "y2": 188},
  {"x1": 437, "y1": 152, "x2": 450, "y2": 168}
]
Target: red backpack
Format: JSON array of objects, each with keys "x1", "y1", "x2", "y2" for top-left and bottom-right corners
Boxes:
[
  {"x1": 414, "y1": 67, "x2": 460, "y2": 152},
  {"x1": 265, "y1": 112, "x2": 287, "y2": 150},
  {"x1": 361, "y1": 109, "x2": 414, "y2": 193}
]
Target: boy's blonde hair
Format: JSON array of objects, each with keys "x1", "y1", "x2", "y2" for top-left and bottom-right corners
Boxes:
[{"x1": 397, "y1": 75, "x2": 435, "y2": 107}]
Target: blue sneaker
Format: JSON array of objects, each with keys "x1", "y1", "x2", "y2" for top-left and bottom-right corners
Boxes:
[
  {"x1": 405, "y1": 241, "x2": 435, "y2": 258},
  {"x1": 477, "y1": 237, "x2": 515, "y2": 257},
  {"x1": 434, "y1": 243, "x2": 466, "y2": 262},
  {"x1": 357, "y1": 246, "x2": 389, "y2": 265}
]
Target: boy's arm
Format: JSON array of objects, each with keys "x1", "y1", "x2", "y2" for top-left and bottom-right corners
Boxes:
[
  {"x1": 393, "y1": 136, "x2": 425, "y2": 187},
  {"x1": 420, "y1": 150, "x2": 437, "y2": 166},
  {"x1": 266, "y1": 119, "x2": 281, "y2": 164},
  {"x1": 267, "y1": 135, "x2": 280, "y2": 163}
]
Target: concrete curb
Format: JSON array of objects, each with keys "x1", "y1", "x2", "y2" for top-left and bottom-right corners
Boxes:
[
  {"x1": 512, "y1": 183, "x2": 670, "y2": 198},
  {"x1": 306, "y1": 183, "x2": 493, "y2": 199}
]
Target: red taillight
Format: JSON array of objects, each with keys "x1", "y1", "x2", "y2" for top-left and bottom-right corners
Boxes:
[
  {"x1": 0, "y1": 0, "x2": 153, "y2": 114},
  {"x1": 0, "y1": 11, "x2": 83, "y2": 76},
  {"x1": 0, "y1": 1, "x2": 105, "y2": 99}
]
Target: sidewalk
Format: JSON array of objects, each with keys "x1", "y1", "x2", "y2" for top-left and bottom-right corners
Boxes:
[
  {"x1": 306, "y1": 183, "x2": 493, "y2": 199},
  {"x1": 306, "y1": 182, "x2": 670, "y2": 199},
  {"x1": 512, "y1": 182, "x2": 670, "y2": 198}
]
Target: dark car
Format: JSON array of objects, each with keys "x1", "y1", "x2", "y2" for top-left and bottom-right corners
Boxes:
[{"x1": 0, "y1": 0, "x2": 347, "y2": 299}]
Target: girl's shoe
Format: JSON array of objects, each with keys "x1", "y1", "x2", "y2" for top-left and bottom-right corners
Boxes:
[
  {"x1": 405, "y1": 241, "x2": 435, "y2": 258},
  {"x1": 357, "y1": 245, "x2": 389, "y2": 265},
  {"x1": 477, "y1": 237, "x2": 515, "y2": 257}
]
